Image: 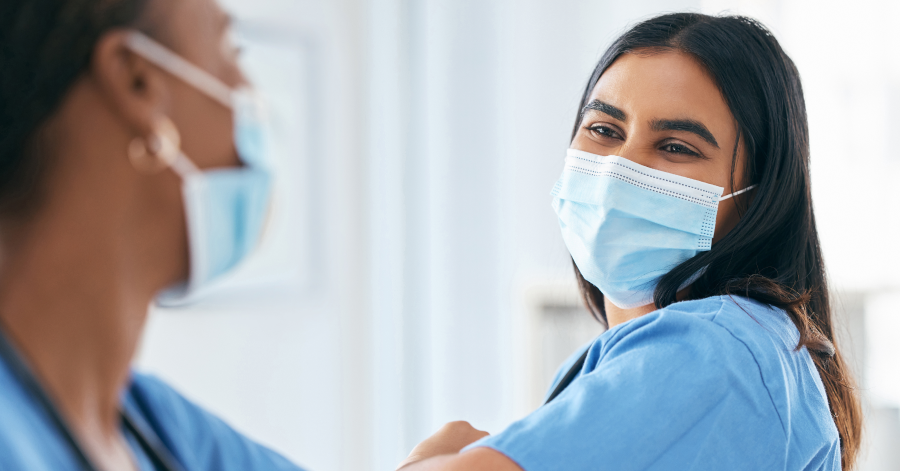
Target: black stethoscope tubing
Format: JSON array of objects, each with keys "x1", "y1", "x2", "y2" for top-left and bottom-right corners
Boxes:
[
  {"x1": 4, "y1": 318, "x2": 585, "y2": 465},
  {"x1": 0, "y1": 326, "x2": 180, "y2": 471}
]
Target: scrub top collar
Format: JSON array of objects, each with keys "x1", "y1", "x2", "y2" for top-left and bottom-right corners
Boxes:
[{"x1": 0, "y1": 324, "x2": 183, "y2": 471}]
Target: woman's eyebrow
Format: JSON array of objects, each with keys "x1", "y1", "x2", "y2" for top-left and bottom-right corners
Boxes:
[
  {"x1": 582, "y1": 99, "x2": 626, "y2": 121},
  {"x1": 651, "y1": 119, "x2": 719, "y2": 148}
]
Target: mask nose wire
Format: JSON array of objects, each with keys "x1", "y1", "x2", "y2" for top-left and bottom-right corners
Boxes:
[
  {"x1": 719, "y1": 184, "x2": 757, "y2": 202},
  {"x1": 123, "y1": 31, "x2": 234, "y2": 109}
]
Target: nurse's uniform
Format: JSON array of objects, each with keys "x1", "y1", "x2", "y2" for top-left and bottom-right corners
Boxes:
[
  {"x1": 464, "y1": 295, "x2": 840, "y2": 470},
  {"x1": 0, "y1": 329, "x2": 301, "y2": 470}
]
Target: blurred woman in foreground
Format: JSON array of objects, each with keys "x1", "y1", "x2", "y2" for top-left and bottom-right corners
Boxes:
[
  {"x1": 399, "y1": 13, "x2": 862, "y2": 471},
  {"x1": 0, "y1": 0, "x2": 298, "y2": 469}
]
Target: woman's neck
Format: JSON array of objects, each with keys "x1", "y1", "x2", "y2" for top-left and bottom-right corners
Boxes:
[
  {"x1": 0, "y1": 79, "x2": 187, "y2": 469},
  {"x1": 0, "y1": 206, "x2": 156, "y2": 469},
  {"x1": 0, "y1": 153, "x2": 154, "y2": 468},
  {"x1": 604, "y1": 301, "x2": 658, "y2": 329},
  {"x1": 0, "y1": 210, "x2": 150, "y2": 468},
  {"x1": 0, "y1": 82, "x2": 179, "y2": 428},
  {"x1": 604, "y1": 288, "x2": 690, "y2": 328}
]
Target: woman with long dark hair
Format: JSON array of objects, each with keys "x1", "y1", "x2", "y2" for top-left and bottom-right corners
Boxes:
[
  {"x1": 0, "y1": 0, "x2": 299, "y2": 469},
  {"x1": 398, "y1": 13, "x2": 862, "y2": 471}
]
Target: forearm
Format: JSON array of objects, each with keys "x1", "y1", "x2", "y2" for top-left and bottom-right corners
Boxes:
[
  {"x1": 397, "y1": 454, "x2": 459, "y2": 471},
  {"x1": 397, "y1": 448, "x2": 522, "y2": 471}
]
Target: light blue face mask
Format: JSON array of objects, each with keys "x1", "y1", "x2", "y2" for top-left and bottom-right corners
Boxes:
[
  {"x1": 125, "y1": 32, "x2": 273, "y2": 306},
  {"x1": 551, "y1": 148, "x2": 755, "y2": 309}
]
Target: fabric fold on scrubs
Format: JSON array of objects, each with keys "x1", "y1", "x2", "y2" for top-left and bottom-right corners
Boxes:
[
  {"x1": 0, "y1": 355, "x2": 302, "y2": 470},
  {"x1": 125, "y1": 372, "x2": 302, "y2": 471},
  {"x1": 463, "y1": 295, "x2": 840, "y2": 470}
]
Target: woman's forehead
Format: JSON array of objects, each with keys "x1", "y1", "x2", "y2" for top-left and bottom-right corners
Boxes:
[{"x1": 590, "y1": 51, "x2": 733, "y2": 129}]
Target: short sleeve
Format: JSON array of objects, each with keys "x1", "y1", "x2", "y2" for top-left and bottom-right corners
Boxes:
[
  {"x1": 466, "y1": 308, "x2": 788, "y2": 470},
  {"x1": 544, "y1": 339, "x2": 595, "y2": 403},
  {"x1": 128, "y1": 373, "x2": 302, "y2": 471}
]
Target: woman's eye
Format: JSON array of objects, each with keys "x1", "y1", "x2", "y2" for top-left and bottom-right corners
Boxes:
[
  {"x1": 587, "y1": 125, "x2": 622, "y2": 140},
  {"x1": 661, "y1": 142, "x2": 699, "y2": 156}
]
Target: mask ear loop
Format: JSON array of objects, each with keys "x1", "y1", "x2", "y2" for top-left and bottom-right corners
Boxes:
[
  {"x1": 123, "y1": 31, "x2": 233, "y2": 109},
  {"x1": 719, "y1": 184, "x2": 757, "y2": 202},
  {"x1": 123, "y1": 32, "x2": 230, "y2": 179},
  {"x1": 124, "y1": 31, "x2": 256, "y2": 179}
]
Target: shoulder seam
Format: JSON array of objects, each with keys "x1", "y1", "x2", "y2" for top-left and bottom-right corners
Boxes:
[{"x1": 708, "y1": 298, "x2": 789, "y2": 441}]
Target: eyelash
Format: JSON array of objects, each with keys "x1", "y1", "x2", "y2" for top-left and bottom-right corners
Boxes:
[
  {"x1": 660, "y1": 142, "x2": 700, "y2": 157},
  {"x1": 587, "y1": 125, "x2": 622, "y2": 140},
  {"x1": 586, "y1": 125, "x2": 702, "y2": 158}
]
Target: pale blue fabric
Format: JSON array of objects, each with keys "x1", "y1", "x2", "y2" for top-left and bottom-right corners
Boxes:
[
  {"x1": 551, "y1": 150, "x2": 723, "y2": 309},
  {"x1": 184, "y1": 165, "x2": 272, "y2": 283},
  {"x1": 155, "y1": 89, "x2": 273, "y2": 306},
  {"x1": 182, "y1": 88, "x2": 273, "y2": 289},
  {"x1": 465, "y1": 295, "x2": 840, "y2": 470},
  {"x1": 124, "y1": 34, "x2": 274, "y2": 306},
  {"x1": 0, "y1": 355, "x2": 301, "y2": 470}
]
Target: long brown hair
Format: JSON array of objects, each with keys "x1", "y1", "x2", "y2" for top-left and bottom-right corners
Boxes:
[{"x1": 571, "y1": 13, "x2": 861, "y2": 469}]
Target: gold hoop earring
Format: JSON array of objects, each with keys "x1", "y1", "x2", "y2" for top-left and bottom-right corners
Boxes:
[{"x1": 127, "y1": 116, "x2": 181, "y2": 174}]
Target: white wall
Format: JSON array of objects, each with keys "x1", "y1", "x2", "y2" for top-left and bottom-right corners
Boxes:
[
  {"x1": 137, "y1": 1, "x2": 371, "y2": 469},
  {"x1": 136, "y1": 1, "x2": 900, "y2": 470}
]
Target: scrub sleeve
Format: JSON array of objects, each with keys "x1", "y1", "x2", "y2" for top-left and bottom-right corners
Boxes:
[
  {"x1": 127, "y1": 373, "x2": 302, "y2": 470},
  {"x1": 464, "y1": 296, "x2": 841, "y2": 470}
]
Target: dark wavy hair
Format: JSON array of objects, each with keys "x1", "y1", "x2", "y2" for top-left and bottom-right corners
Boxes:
[
  {"x1": 0, "y1": 0, "x2": 154, "y2": 216},
  {"x1": 570, "y1": 13, "x2": 861, "y2": 469}
]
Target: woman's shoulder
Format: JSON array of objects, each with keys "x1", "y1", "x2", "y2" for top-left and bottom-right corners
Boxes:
[
  {"x1": 655, "y1": 293, "x2": 790, "y2": 329},
  {"x1": 596, "y1": 294, "x2": 838, "y2": 468},
  {"x1": 484, "y1": 296, "x2": 809, "y2": 469},
  {"x1": 0, "y1": 351, "x2": 79, "y2": 469},
  {"x1": 595, "y1": 295, "x2": 810, "y2": 420},
  {"x1": 584, "y1": 297, "x2": 775, "y2": 400},
  {"x1": 607, "y1": 294, "x2": 800, "y2": 360},
  {"x1": 127, "y1": 372, "x2": 302, "y2": 471}
]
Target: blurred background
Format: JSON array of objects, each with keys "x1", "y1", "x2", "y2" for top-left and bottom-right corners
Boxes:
[{"x1": 134, "y1": 0, "x2": 900, "y2": 469}]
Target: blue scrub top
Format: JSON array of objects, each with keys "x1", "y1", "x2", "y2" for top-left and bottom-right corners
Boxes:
[
  {"x1": 465, "y1": 295, "x2": 841, "y2": 470},
  {"x1": 0, "y1": 342, "x2": 301, "y2": 470}
]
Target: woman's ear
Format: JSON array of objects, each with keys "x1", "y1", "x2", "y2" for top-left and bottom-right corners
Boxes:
[{"x1": 88, "y1": 30, "x2": 171, "y2": 138}]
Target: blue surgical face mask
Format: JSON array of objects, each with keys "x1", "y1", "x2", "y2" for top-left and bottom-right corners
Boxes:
[
  {"x1": 551, "y1": 148, "x2": 755, "y2": 309},
  {"x1": 124, "y1": 32, "x2": 273, "y2": 306}
]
